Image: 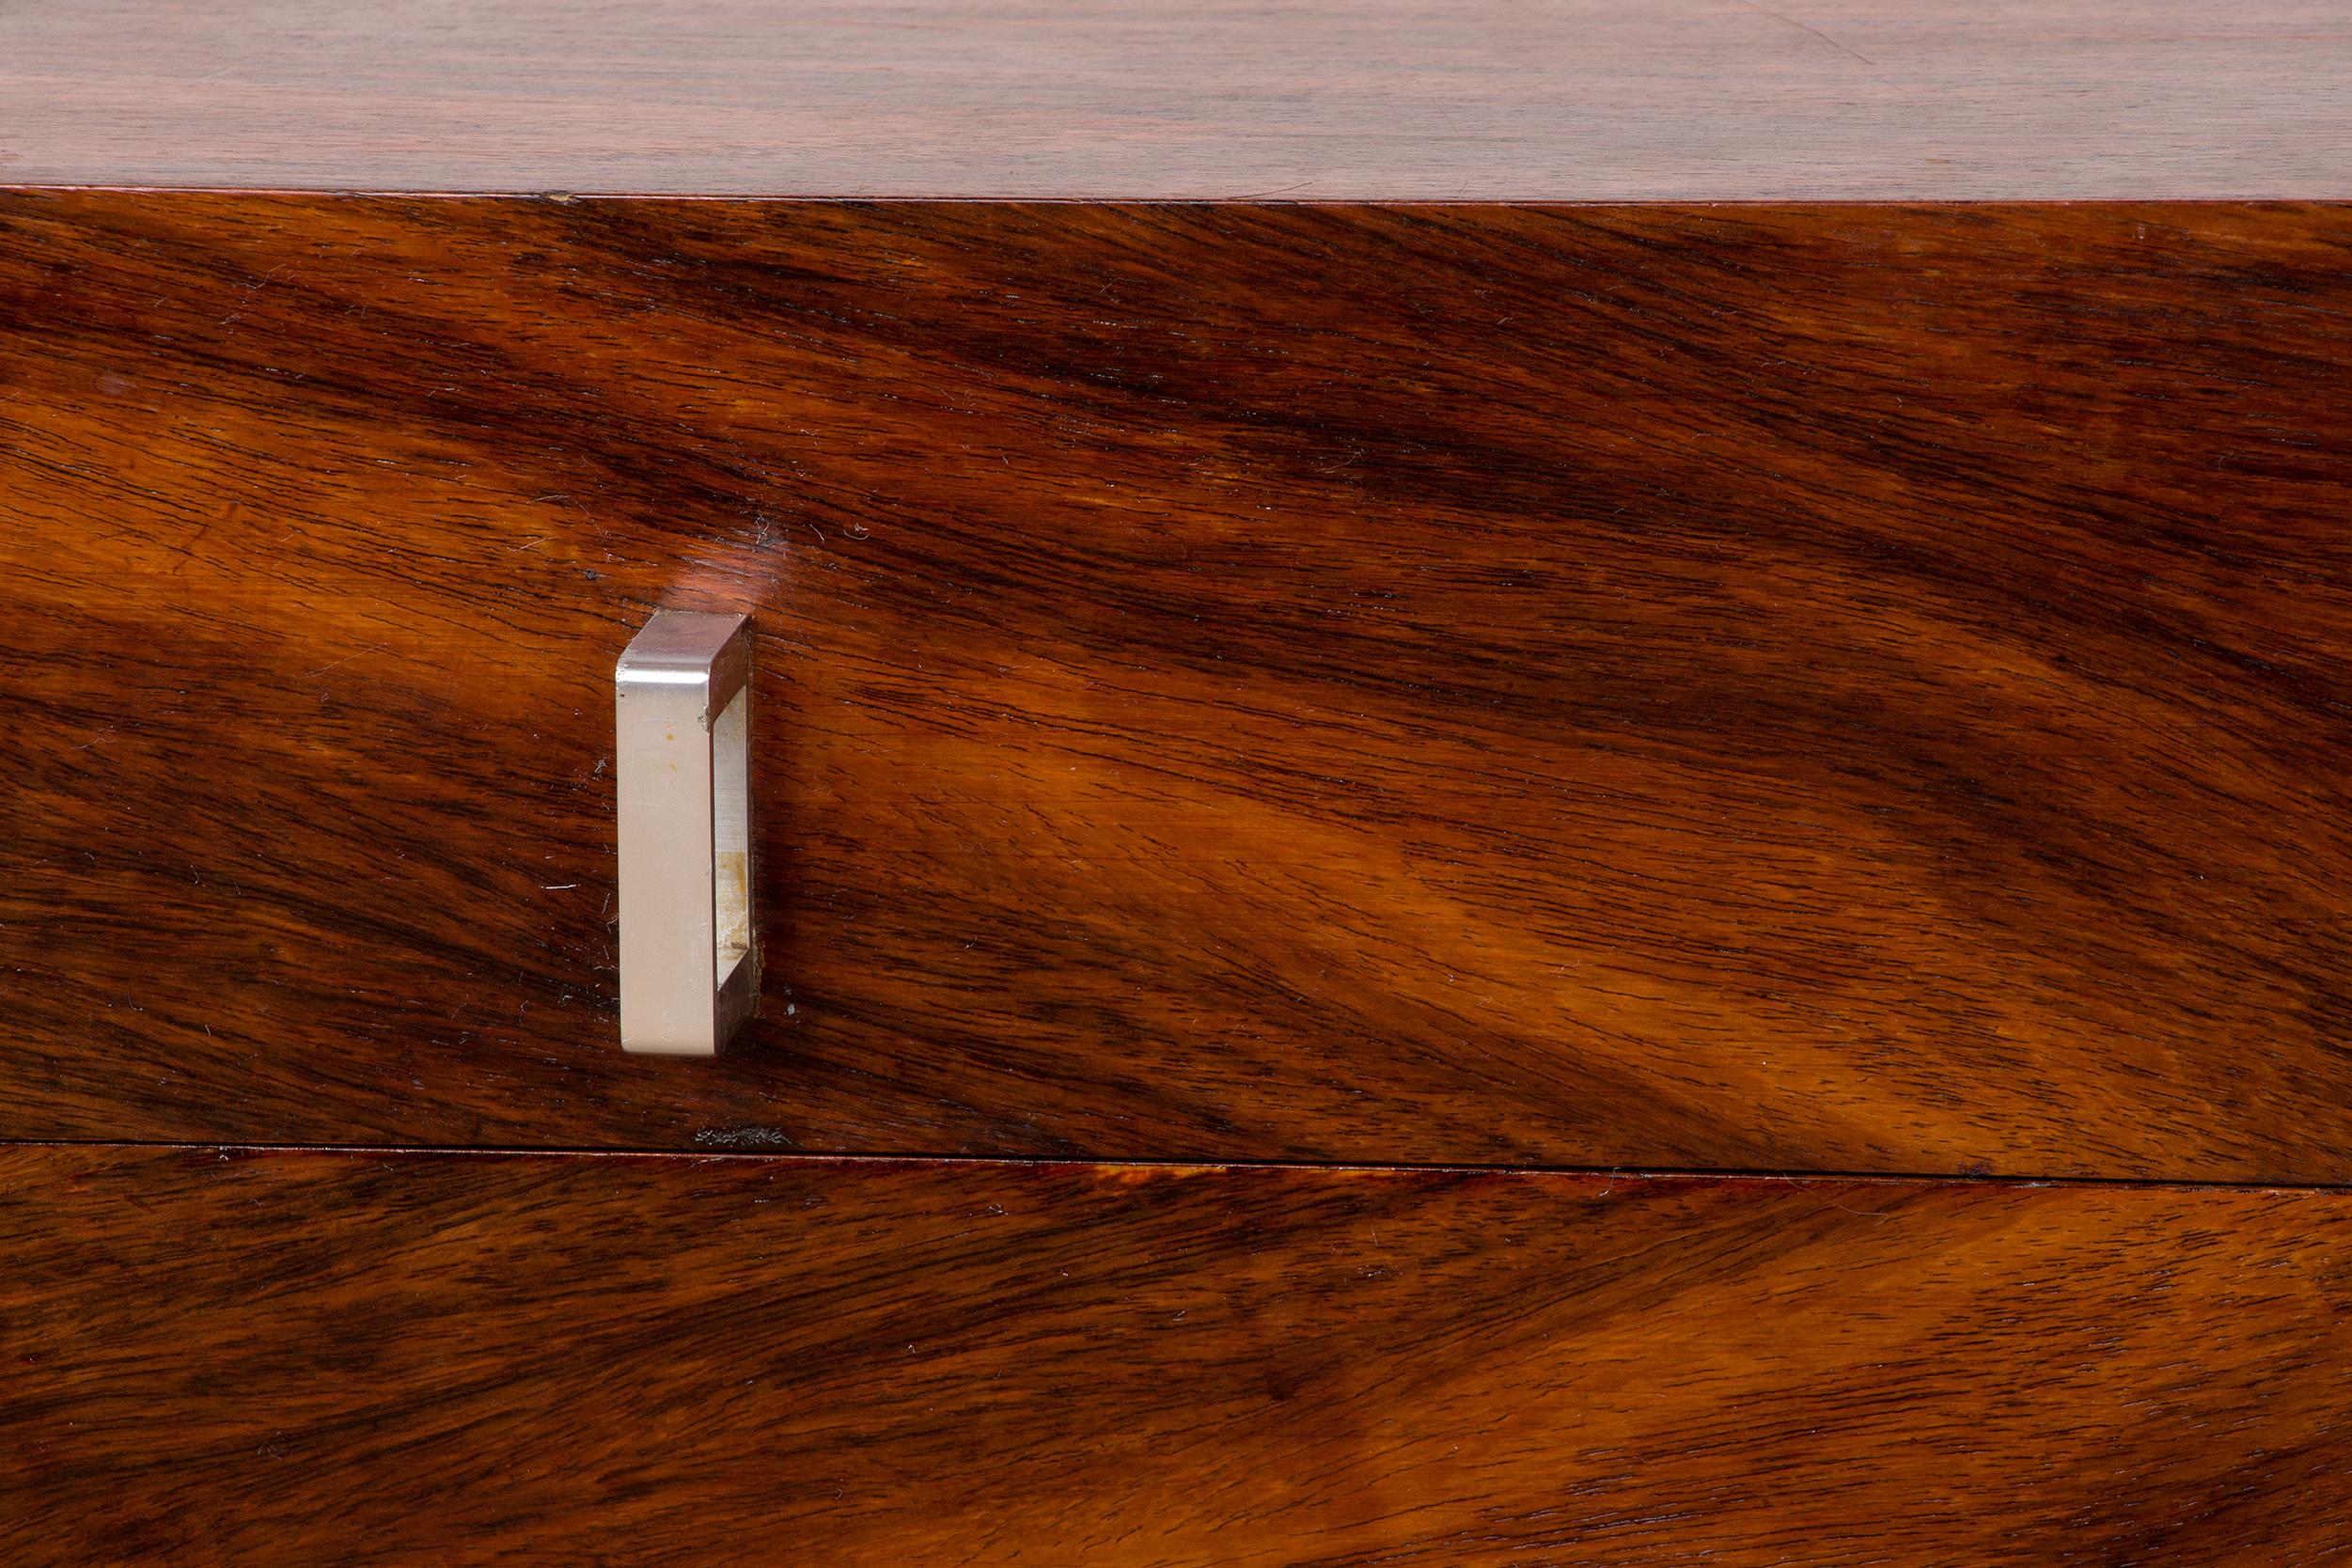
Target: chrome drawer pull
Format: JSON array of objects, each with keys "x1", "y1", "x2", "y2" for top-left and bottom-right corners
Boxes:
[{"x1": 615, "y1": 611, "x2": 759, "y2": 1054}]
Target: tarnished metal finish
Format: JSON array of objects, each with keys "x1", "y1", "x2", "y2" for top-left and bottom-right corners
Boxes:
[{"x1": 615, "y1": 611, "x2": 758, "y2": 1055}]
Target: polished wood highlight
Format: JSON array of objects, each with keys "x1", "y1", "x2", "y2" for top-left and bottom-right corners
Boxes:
[
  {"x1": 5, "y1": 195, "x2": 2352, "y2": 1177},
  {"x1": 6, "y1": 1146, "x2": 2352, "y2": 1563},
  {"x1": 2, "y1": 0, "x2": 2348, "y2": 198}
]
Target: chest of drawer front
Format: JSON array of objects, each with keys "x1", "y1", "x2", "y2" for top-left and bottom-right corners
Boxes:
[
  {"x1": 4, "y1": 194, "x2": 2348, "y2": 1181},
  {"x1": 10, "y1": 0, "x2": 2352, "y2": 1559}
]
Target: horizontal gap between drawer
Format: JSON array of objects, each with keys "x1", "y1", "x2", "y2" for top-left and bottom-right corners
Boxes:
[{"x1": 4, "y1": 1137, "x2": 2348, "y2": 1194}]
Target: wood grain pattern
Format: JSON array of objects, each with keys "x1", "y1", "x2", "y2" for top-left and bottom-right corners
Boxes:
[
  {"x1": 2, "y1": 0, "x2": 2350, "y2": 199},
  {"x1": 6, "y1": 194, "x2": 2352, "y2": 1177},
  {"x1": 6, "y1": 1146, "x2": 2352, "y2": 1563}
]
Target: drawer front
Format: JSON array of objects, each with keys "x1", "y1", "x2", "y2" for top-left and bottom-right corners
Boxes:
[
  {"x1": 5, "y1": 194, "x2": 2351, "y2": 1177},
  {"x1": 7, "y1": 1148, "x2": 2352, "y2": 1564}
]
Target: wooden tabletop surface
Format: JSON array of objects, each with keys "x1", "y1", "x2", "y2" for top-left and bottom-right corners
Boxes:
[{"x1": 2, "y1": 0, "x2": 2347, "y2": 198}]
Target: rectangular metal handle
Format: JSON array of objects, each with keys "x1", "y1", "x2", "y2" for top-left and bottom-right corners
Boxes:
[{"x1": 616, "y1": 610, "x2": 758, "y2": 1054}]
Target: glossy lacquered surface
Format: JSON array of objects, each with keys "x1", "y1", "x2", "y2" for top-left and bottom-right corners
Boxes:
[
  {"x1": 5, "y1": 195, "x2": 2351, "y2": 1177},
  {"x1": 7, "y1": 1147, "x2": 2352, "y2": 1565}
]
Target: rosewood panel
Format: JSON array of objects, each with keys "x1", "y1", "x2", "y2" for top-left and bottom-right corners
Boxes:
[
  {"x1": 5, "y1": 195, "x2": 2352, "y2": 1176},
  {"x1": 6, "y1": 1148, "x2": 2352, "y2": 1563}
]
